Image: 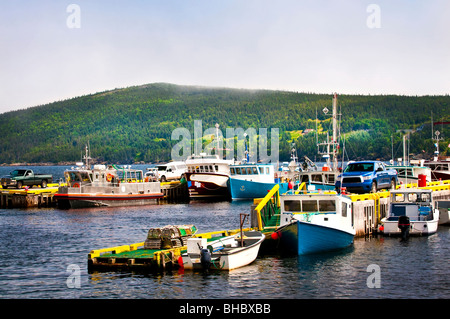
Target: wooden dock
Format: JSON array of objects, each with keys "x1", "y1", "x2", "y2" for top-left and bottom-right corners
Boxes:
[
  {"x1": 88, "y1": 227, "x2": 258, "y2": 271},
  {"x1": 0, "y1": 184, "x2": 62, "y2": 208},
  {"x1": 160, "y1": 181, "x2": 189, "y2": 201}
]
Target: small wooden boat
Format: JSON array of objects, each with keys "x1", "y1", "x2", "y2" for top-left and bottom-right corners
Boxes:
[{"x1": 181, "y1": 230, "x2": 265, "y2": 271}]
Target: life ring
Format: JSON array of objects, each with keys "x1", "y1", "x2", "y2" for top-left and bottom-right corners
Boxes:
[
  {"x1": 72, "y1": 183, "x2": 80, "y2": 188},
  {"x1": 106, "y1": 174, "x2": 113, "y2": 182}
]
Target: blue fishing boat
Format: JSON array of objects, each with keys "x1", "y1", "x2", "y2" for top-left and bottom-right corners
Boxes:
[
  {"x1": 274, "y1": 192, "x2": 355, "y2": 255},
  {"x1": 228, "y1": 163, "x2": 295, "y2": 200}
]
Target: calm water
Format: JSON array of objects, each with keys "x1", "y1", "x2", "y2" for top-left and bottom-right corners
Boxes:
[{"x1": 0, "y1": 166, "x2": 449, "y2": 300}]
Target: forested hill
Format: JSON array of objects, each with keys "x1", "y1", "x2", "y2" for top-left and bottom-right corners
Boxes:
[{"x1": 0, "y1": 82, "x2": 449, "y2": 164}]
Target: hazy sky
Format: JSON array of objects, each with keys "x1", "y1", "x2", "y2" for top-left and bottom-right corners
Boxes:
[{"x1": 1, "y1": 0, "x2": 449, "y2": 113}]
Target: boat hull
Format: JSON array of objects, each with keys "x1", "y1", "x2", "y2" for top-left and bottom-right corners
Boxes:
[
  {"x1": 54, "y1": 193, "x2": 163, "y2": 208},
  {"x1": 182, "y1": 232, "x2": 264, "y2": 270},
  {"x1": 382, "y1": 220, "x2": 439, "y2": 236},
  {"x1": 279, "y1": 220, "x2": 354, "y2": 255},
  {"x1": 185, "y1": 172, "x2": 230, "y2": 200}
]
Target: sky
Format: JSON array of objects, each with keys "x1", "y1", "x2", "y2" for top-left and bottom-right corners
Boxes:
[{"x1": 0, "y1": 0, "x2": 449, "y2": 113}]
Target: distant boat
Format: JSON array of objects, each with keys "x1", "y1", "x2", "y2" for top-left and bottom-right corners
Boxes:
[
  {"x1": 181, "y1": 231, "x2": 265, "y2": 270},
  {"x1": 381, "y1": 189, "x2": 439, "y2": 239},
  {"x1": 387, "y1": 134, "x2": 432, "y2": 184},
  {"x1": 275, "y1": 191, "x2": 355, "y2": 255},
  {"x1": 55, "y1": 146, "x2": 163, "y2": 208},
  {"x1": 387, "y1": 161, "x2": 432, "y2": 185},
  {"x1": 228, "y1": 163, "x2": 295, "y2": 200},
  {"x1": 423, "y1": 157, "x2": 450, "y2": 181}
]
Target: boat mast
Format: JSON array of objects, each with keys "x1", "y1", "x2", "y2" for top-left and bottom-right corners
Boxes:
[
  {"x1": 331, "y1": 93, "x2": 339, "y2": 171},
  {"x1": 317, "y1": 93, "x2": 340, "y2": 171},
  {"x1": 83, "y1": 143, "x2": 92, "y2": 169}
]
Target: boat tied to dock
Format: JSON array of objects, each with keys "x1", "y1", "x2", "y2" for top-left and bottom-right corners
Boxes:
[{"x1": 54, "y1": 146, "x2": 163, "y2": 208}]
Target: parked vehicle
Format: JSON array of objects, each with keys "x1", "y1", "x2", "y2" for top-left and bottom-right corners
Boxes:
[
  {"x1": 155, "y1": 161, "x2": 187, "y2": 182},
  {"x1": 1, "y1": 169, "x2": 53, "y2": 189},
  {"x1": 335, "y1": 161, "x2": 398, "y2": 193}
]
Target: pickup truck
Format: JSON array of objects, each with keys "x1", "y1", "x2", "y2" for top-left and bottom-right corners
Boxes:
[
  {"x1": 1, "y1": 169, "x2": 53, "y2": 189},
  {"x1": 335, "y1": 161, "x2": 398, "y2": 194}
]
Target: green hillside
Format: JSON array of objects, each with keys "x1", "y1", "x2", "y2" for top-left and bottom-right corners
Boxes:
[{"x1": 0, "y1": 83, "x2": 449, "y2": 164}]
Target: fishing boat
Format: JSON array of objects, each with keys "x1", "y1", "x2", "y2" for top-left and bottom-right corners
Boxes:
[
  {"x1": 228, "y1": 163, "x2": 296, "y2": 200},
  {"x1": 424, "y1": 157, "x2": 450, "y2": 181},
  {"x1": 387, "y1": 135, "x2": 432, "y2": 184},
  {"x1": 55, "y1": 146, "x2": 163, "y2": 208},
  {"x1": 380, "y1": 189, "x2": 439, "y2": 238},
  {"x1": 184, "y1": 153, "x2": 234, "y2": 200},
  {"x1": 181, "y1": 230, "x2": 265, "y2": 270},
  {"x1": 274, "y1": 191, "x2": 355, "y2": 255}
]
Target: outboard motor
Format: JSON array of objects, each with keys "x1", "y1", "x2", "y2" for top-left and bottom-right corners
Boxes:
[
  {"x1": 200, "y1": 248, "x2": 211, "y2": 270},
  {"x1": 398, "y1": 216, "x2": 410, "y2": 241}
]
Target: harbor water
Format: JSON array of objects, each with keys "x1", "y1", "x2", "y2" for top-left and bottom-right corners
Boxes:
[{"x1": 0, "y1": 166, "x2": 449, "y2": 300}]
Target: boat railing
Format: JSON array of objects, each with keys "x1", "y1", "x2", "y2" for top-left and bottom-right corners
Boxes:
[{"x1": 253, "y1": 184, "x2": 281, "y2": 231}]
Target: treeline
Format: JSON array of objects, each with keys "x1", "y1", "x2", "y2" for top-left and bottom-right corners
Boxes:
[{"x1": 0, "y1": 83, "x2": 448, "y2": 164}]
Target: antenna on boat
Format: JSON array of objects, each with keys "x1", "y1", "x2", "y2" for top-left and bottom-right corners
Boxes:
[{"x1": 83, "y1": 142, "x2": 92, "y2": 169}]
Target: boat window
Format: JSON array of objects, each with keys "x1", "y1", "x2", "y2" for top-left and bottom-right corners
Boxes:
[
  {"x1": 312, "y1": 174, "x2": 322, "y2": 182},
  {"x1": 393, "y1": 193, "x2": 405, "y2": 202},
  {"x1": 236, "y1": 168, "x2": 241, "y2": 175},
  {"x1": 284, "y1": 200, "x2": 301, "y2": 212},
  {"x1": 247, "y1": 167, "x2": 252, "y2": 175},
  {"x1": 319, "y1": 200, "x2": 336, "y2": 212},
  {"x1": 215, "y1": 165, "x2": 218, "y2": 172},
  {"x1": 301, "y1": 175, "x2": 309, "y2": 183},
  {"x1": 266, "y1": 167, "x2": 270, "y2": 175},
  {"x1": 230, "y1": 168, "x2": 235, "y2": 175},
  {"x1": 407, "y1": 193, "x2": 418, "y2": 202},
  {"x1": 327, "y1": 174, "x2": 335, "y2": 183},
  {"x1": 342, "y1": 203, "x2": 347, "y2": 217},
  {"x1": 209, "y1": 165, "x2": 213, "y2": 172},
  {"x1": 420, "y1": 193, "x2": 431, "y2": 202},
  {"x1": 259, "y1": 167, "x2": 264, "y2": 174},
  {"x1": 252, "y1": 167, "x2": 258, "y2": 174},
  {"x1": 204, "y1": 166, "x2": 209, "y2": 172},
  {"x1": 302, "y1": 200, "x2": 318, "y2": 212}
]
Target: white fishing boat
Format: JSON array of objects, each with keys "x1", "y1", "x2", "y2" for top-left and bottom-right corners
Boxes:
[
  {"x1": 55, "y1": 146, "x2": 163, "y2": 208},
  {"x1": 381, "y1": 189, "x2": 439, "y2": 238},
  {"x1": 181, "y1": 230, "x2": 265, "y2": 271},
  {"x1": 184, "y1": 153, "x2": 234, "y2": 199},
  {"x1": 275, "y1": 191, "x2": 355, "y2": 255}
]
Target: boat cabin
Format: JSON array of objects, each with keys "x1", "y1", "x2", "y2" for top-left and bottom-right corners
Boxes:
[
  {"x1": 64, "y1": 164, "x2": 145, "y2": 188},
  {"x1": 280, "y1": 193, "x2": 353, "y2": 227},
  {"x1": 230, "y1": 164, "x2": 275, "y2": 183},
  {"x1": 387, "y1": 189, "x2": 434, "y2": 222}
]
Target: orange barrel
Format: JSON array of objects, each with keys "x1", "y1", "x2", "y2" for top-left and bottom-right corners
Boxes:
[{"x1": 418, "y1": 174, "x2": 427, "y2": 187}]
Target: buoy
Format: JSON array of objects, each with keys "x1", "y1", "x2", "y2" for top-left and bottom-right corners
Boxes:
[
  {"x1": 271, "y1": 232, "x2": 278, "y2": 240},
  {"x1": 177, "y1": 256, "x2": 184, "y2": 268}
]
